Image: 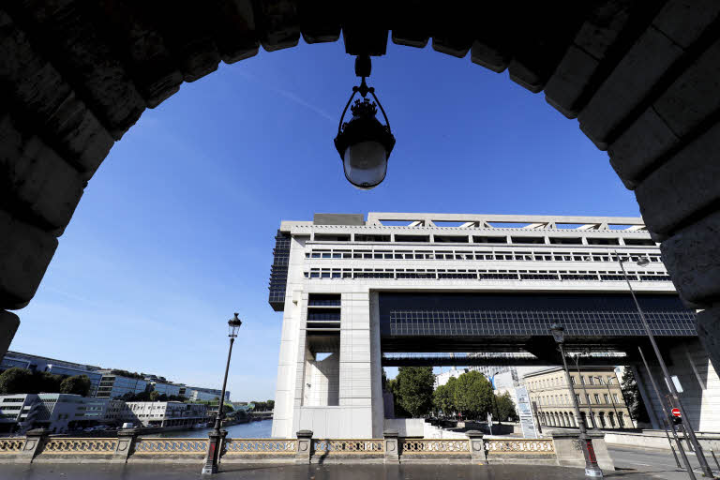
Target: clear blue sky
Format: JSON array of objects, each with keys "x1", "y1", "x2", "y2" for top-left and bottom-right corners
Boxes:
[{"x1": 10, "y1": 39, "x2": 638, "y2": 402}]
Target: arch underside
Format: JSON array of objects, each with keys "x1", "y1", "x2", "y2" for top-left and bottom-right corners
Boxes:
[{"x1": 0, "y1": 1, "x2": 719, "y2": 367}]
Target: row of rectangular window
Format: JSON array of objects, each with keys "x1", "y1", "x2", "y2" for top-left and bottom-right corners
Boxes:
[
  {"x1": 303, "y1": 268, "x2": 670, "y2": 282},
  {"x1": 311, "y1": 234, "x2": 656, "y2": 247},
  {"x1": 305, "y1": 249, "x2": 662, "y2": 264}
]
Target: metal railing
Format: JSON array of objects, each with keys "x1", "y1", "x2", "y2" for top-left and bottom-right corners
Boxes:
[
  {"x1": 485, "y1": 439, "x2": 555, "y2": 454},
  {"x1": 312, "y1": 439, "x2": 384, "y2": 454},
  {"x1": 401, "y1": 439, "x2": 470, "y2": 454},
  {"x1": 42, "y1": 438, "x2": 118, "y2": 454},
  {"x1": 0, "y1": 439, "x2": 24, "y2": 454},
  {"x1": 133, "y1": 438, "x2": 208, "y2": 455},
  {"x1": 224, "y1": 439, "x2": 297, "y2": 455}
]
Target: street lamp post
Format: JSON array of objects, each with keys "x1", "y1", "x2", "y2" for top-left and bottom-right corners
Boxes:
[
  {"x1": 202, "y1": 313, "x2": 242, "y2": 475},
  {"x1": 616, "y1": 252, "x2": 713, "y2": 477},
  {"x1": 572, "y1": 351, "x2": 597, "y2": 430},
  {"x1": 550, "y1": 324, "x2": 604, "y2": 479}
]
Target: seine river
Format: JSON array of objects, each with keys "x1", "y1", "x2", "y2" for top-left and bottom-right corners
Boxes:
[{"x1": 144, "y1": 419, "x2": 273, "y2": 438}]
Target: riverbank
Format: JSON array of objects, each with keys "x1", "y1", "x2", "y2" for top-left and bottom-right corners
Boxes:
[{"x1": 144, "y1": 419, "x2": 273, "y2": 438}]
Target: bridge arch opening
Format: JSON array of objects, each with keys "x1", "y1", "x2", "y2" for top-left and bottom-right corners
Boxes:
[{"x1": 1, "y1": 2, "x2": 719, "y2": 377}]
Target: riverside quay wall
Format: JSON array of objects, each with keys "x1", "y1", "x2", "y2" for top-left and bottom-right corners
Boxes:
[{"x1": 0, "y1": 429, "x2": 614, "y2": 470}]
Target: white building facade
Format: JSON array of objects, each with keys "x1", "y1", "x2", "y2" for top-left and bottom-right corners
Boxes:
[{"x1": 269, "y1": 212, "x2": 709, "y2": 439}]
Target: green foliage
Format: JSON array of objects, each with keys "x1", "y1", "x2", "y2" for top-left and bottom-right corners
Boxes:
[
  {"x1": 395, "y1": 367, "x2": 435, "y2": 418},
  {"x1": 494, "y1": 392, "x2": 517, "y2": 422},
  {"x1": 149, "y1": 391, "x2": 160, "y2": 401},
  {"x1": 0, "y1": 368, "x2": 66, "y2": 395},
  {"x1": 59, "y1": 375, "x2": 92, "y2": 397},
  {"x1": 452, "y1": 371, "x2": 493, "y2": 419},
  {"x1": 250, "y1": 400, "x2": 275, "y2": 412},
  {"x1": 433, "y1": 382, "x2": 455, "y2": 415},
  {"x1": 110, "y1": 369, "x2": 144, "y2": 379},
  {"x1": 385, "y1": 378, "x2": 409, "y2": 418},
  {"x1": 0, "y1": 368, "x2": 35, "y2": 394},
  {"x1": 620, "y1": 368, "x2": 649, "y2": 423}
]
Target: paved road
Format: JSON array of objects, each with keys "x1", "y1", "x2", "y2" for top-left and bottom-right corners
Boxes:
[
  {"x1": 0, "y1": 447, "x2": 717, "y2": 480},
  {"x1": 608, "y1": 445, "x2": 719, "y2": 480},
  {"x1": 0, "y1": 463, "x2": 624, "y2": 480}
]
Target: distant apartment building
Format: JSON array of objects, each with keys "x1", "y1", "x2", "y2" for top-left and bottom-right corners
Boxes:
[
  {"x1": 0, "y1": 394, "x2": 111, "y2": 434},
  {"x1": 185, "y1": 386, "x2": 230, "y2": 403},
  {"x1": 1, "y1": 351, "x2": 231, "y2": 403},
  {"x1": 115, "y1": 402, "x2": 209, "y2": 429},
  {"x1": 524, "y1": 367, "x2": 632, "y2": 430},
  {"x1": 0, "y1": 351, "x2": 104, "y2": 396},
  {"x1": 96, "y1": 373, "x2": 149, "y2": 399}
]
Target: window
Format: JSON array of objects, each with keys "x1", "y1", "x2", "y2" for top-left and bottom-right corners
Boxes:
[
  {"x1": 588, "y1": 377, "x2": 595, "y2": 385},
  {"x1": 594, "y1": 394, "x2": 601, "y2": 404},
  {"x1": 604, "y1": 394, "x2": 609, "y2": 404},
  {"x1": 597, "y1": 377, "x2": 604, "y2": 385},
  {"x1": 571, "y1": 376, "x2": 576, "y2": 385},
  {"x1": 613, "y1": 394, "x2": 620, "y2": 404}
]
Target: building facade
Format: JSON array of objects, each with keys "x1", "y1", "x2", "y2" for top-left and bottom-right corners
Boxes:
[
  {"x1": 0, "y1": 351, "x2": 104, "y2": 396},
  {"x1": 96, "y1": 373, "x2": 149, "y2": 399},
  {"x1": 268, "y1": 212, "x2": 707, "y2": 439},
  {"x1": 0, "y1": 394, "x2": 111, "y2": 434},
  {"x1": 121, "y1": 401, "x2": 209, "y2": 428},
  {"x1": 525, "y1": 367, "x2": 632, "y2": 430}
]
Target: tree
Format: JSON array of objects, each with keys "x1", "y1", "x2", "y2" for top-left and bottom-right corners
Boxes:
[
  {"x1": 395, "y1": 367, "x2": 435, "y2": 418},
  {"x1": 386, "y1": 378, "x2": 409, "y2": 418},
  {"x1": 149, "y1": 391, "x2": 160, "y2": 401},
  {"x1": 453, "y1": 371, "x2": 493, "y2": 419},
  {"x1": 59, "y1": 375, "x2": 92, "y2": 396},
  {"x1": 495, "y1": 392, "x2": 517, "y2": 422},
  {"x1": 267, "y1": 400, "x2": 275, "y2": 411},
  {"x1": 433, "y1": 383, "x2": 455, "y2": 417},
  {"x1": 39, "y1": 372, "x2": 63, "y2": 393},
  {"x1": 0, "y1": 368, "x2": 35, "y2": 394},
  {"x1": 620, "y1": 368, "x2": 649, "y2": 424}
]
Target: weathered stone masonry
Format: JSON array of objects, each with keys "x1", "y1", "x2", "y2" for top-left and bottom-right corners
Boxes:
[{"x1": 1, "y1": 1, "x2": 719, "y2": 370}]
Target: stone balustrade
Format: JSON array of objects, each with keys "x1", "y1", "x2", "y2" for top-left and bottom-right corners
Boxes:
[{"x1": 0, "y1": 428, "x2": 614, "y2": 470}]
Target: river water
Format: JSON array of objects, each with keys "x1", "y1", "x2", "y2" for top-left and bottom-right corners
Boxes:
[{"x1": 144, "y1": 419, "x2": 273, "y2": 438}]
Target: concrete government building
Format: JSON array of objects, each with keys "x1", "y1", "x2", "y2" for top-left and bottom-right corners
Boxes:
[{"x1": 268, "y1": 213, "x2": 716, "y2": 439}]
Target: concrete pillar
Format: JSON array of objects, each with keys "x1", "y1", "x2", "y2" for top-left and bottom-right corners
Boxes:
[
  {"x1": 19, "y1": 428, "x2": 48, "y2": 464},
  {"x1": 383, "y1": 430, "x2": 399, "y2": 464},
  {"x1": 466, "y1": 430, "x2": 486, "y2": 462},
  {"x1": 295, "y1": 430, "x2": 313, "y2": 464},
  {"x1": 113, "y1": 428, "x2": 138, "y2": 463},
  {"x1": 552, "y1": 432, "x2": 615, "y2": 472},
  {"x1": 0, "y1": 310, "x2": 19, "y2": 362}
]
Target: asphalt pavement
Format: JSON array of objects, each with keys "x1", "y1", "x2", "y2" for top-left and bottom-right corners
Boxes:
[{"x1": 608, "y1": 445, "x2": 719, "y2": 480}]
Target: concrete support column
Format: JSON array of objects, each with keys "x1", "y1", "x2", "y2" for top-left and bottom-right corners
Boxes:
[
  {"x1": 466, "y1": 430, "x2": 486, "y2": 462},
  {"x1": 295, "y1": 430, "x2": 312, "y2": 464},
  {"x1": 113, "y1": 428, "x2": 138, "y2": 463},
  {"x1": 19, "y1": 428, "x2": 48, "y2": 464},
  {"x1": 0, "y1": 310, "x2": 19, "y2": 362},
  {"x1": 383, "y1": 430, "x2": 399, "y2": 464}
]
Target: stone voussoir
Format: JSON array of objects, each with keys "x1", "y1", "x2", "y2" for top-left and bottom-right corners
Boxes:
[
  {"x1": 635, "y1": 122, "x2": 720, "y2": 235},
  {"x1": 660, "y1": 209, "x2": 720, "y2": 306},
  {"x1": 0, "y1": 209, "x2": 58, "y2": 310}
]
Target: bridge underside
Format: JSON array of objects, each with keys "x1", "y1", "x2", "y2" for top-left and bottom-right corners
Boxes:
[{"x1": 379, "y1": 292, "x2": 696, "y2": 366}]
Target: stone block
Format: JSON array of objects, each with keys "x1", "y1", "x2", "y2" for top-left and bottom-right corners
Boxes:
[
  {"x1": 9, "y1": 0, "x2": 147, "y2": 138},
  {"x1": 257, "y1": 0, "x2": 300, "y2": 52},
  {"x1": 652, "y1": 0, "x2": 720, "y2": 49},
  {"x1": 465, "y1": 430, "x2": 486, "y2": 462},
  {"x1": 295, "y1": 430, "x2": 312, "y2": 464},
  {"x1": 383, "y1": 430, "x2": 399, "y2": 464},
  {"x1": 0, "y1": 210, "x2": 58, "y2": 309},
  {"x1": 95, "y1": 0, "x2": 185, "y2": 106},
  {"x1": 696, "y1": 305, "x2": 720, "y2": 376},
  {"x1": 298, "y1": 0, "x2": 340, "y2": 45},
  {"x1": 660, "y1": 210, "x2": 720, "y2": 305},
  {"x1": 609, "y1": 108, "x2": 679, "y2": 188},
  {"x1": 470, "y1": 39, "x2": 509, "y2": 73},
  {"x1": 545, "y1": 46, "x2": 600, "y2": 119},
  {"x1": 654, "y1": 39, "x2": 720, "y2": 138},
  {"x1": 0, "y1": 310, "x2": 20, "y2": 362},
  {"x1": 0, "y1": 114, "x2": 85, "y2": 230},
  {"x1": 0, "y1": 10, "x2": 113, "y2": 169},
  {"x1": 579, "y1": 27, "x2": 684, "y2": 148},
  {"x1": 635, "y1": 122, "x2": 720, "y2": 235}
]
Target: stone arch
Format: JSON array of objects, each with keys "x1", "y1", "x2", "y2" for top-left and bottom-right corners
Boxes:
[{"x1": 1, "y1": 1, "x2": 720, "y2": 363}]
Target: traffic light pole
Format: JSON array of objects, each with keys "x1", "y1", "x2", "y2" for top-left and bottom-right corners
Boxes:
[{"x1": 638, "y1": 346, "x2": 695, "y2": 479}]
